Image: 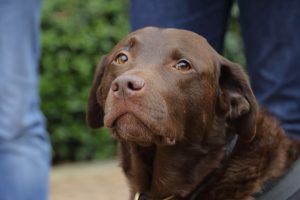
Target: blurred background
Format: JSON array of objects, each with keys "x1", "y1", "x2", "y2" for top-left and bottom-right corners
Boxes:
[{"x1": 41, "y1": 0, "x2": 245, "y2": 199}]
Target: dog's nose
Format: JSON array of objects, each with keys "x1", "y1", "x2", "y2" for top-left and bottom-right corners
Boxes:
[{"x1": 111, "y1": 75, "x2": 145, "y2": 99}]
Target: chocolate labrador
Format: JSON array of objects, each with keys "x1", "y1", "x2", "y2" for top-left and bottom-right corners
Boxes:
[{"x1": 87, "y1": 27, "x2": 300, "y2": 200}]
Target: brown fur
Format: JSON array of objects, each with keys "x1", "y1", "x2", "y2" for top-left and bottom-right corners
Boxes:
[{"x1": 87, "y1": 27, "x2": 300, "y2": 200}]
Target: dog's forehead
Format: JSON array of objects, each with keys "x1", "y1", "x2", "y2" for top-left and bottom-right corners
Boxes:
[
  {"x1": 127, "y1": 27, "x2": 212, "y2": 53},
  {"x1": 131, "y1": 27, "x2": 205, "y2": 43},
  {"x1": 119, "y1": 27, "x2": 217, "y2": 70}
]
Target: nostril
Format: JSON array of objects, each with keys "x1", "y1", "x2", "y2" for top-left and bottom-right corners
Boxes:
[
  {"x1": 111, "y1": 82, "x2": 119, "y2": 92},
  {"x1": 128, "y1": 82, "x2": 134, "y2": 90},
  {"x1": 127, "y1": 79, "x2": 145, "y2": 91}
]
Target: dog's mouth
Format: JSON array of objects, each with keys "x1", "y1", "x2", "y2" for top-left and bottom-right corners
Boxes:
[
  {"x1": 112, "y1": 112, "x2": 154, "y2": 144},
  {"x1": 104, "y1": 110, "x2": 176, "y2": 146}
]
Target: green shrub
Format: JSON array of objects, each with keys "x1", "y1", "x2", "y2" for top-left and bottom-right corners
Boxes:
[
  {"x1": 224, "y1": 4, "x2": 246, "y2": 67},
  {"x1": 40, "y1": 0, "x2": 128, "y2": 163}
]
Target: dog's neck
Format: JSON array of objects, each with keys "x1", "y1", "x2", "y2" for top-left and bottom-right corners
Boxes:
[
  {"x1": 119, "y1": 131, "x2": 235, "y2": 199},
  {"x1": 118, "y1": 110, "x2": 300, "y2": 200}
]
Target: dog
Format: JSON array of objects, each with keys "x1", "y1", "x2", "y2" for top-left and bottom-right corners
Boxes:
[{"x1": 87, "y1": 27, "x2": 300, "y2": 200}]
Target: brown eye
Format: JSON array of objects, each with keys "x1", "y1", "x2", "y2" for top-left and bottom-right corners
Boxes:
[
  {"x1": 174, "y1": 60, "x2": 191, "y2": 71},
  {"x1": 115, "y1": 53, "x2": 128, "y2": 64}
]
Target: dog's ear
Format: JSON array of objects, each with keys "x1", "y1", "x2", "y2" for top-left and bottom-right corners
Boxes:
[
  {"x1": 86, "y1": 55, "x2": 107, "y2": 129},
  {"x1": 217, "y1": 56, "x2": 257, "y2": 142}
]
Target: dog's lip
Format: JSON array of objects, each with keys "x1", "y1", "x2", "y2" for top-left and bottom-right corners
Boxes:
[
  {"x1": 104, "y1": 109, "x2": 156, "y2": 138},
  {"x1": 104, "y1": 106, "x2": 156, "y2": 132},
  {"x1": 104, "y1": 106, "x2": 147, "y2": 128},
  {"x1": 104, "y1": 101, "x2": 154, "y2": 128},
  {"x1": 112, "y1": 112, "x2": 139, "y2": 127},
  {"x1": 103, "y1": 103, "x2": 177, "y2": 145},
  {"x1": 104, "y1": 110, "x2": 127, "y2": 128},
  {"x1": 105, "y1": 111, "x2": 176, "y2": 146}
]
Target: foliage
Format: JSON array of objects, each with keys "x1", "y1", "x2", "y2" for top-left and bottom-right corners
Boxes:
[
  {"x1": 224, "y1": 4, "x2": 246, "y2": 67},
  {"x1": 40, "y1": 0, "x2": 244, "y2": 163},
  {"x1": 40, "y1": 0, "x2": 128, "y2": 163}
]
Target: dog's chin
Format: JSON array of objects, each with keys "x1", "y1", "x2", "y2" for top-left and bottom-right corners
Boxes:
[
  {"x1": 111, "y1": 113, "x2": 176, "y2": 146},
  {"x1": 112, "y1": 113, "x2": 153, "y2": 145}
]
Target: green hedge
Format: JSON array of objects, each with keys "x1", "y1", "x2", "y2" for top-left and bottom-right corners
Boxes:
[
  {"x1": 40, "y1": 0, "x2": 244, "y2": 163},
  {"x1": 224, "y1": 4, "x2": 246, "y2": 67},
  {"x1": 40, "y1": 0, "x2": 128, "y2": 163}
]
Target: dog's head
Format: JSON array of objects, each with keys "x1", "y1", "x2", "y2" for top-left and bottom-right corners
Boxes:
[{"x1": 87, "y1": 27, "x2": 257, "y2": 146}]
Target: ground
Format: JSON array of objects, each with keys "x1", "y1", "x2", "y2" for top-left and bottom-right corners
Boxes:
[{"x1": 50, "y1": 160, "x2": 129, "y2": 200}]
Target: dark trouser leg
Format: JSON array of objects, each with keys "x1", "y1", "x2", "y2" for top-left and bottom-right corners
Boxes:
[
  {"x1": 130, "y1": 0, "x2": 234, "y2": 52},
  {"x1": 238, "y1": 0, "x2": 300, "y2": 139}
]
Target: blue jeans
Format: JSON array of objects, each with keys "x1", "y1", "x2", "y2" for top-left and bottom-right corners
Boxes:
[
  {"x1": 130, "y1": 0, "x2": 300, "y2": 139},
  {"x1": 0, "y1": 0, "x2": 50, "y2": 200}
]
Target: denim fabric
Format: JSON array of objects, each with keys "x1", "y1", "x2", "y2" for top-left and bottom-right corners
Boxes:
[
  {"x1": 131, "y1": 0, "x2": 234, "y2": 52},
  {"x1": 0, "y1": 0, "x2": 50, "y2": 199},
  {"x1": 130, "y1": 0, "x2": 300, "y2": 139}
]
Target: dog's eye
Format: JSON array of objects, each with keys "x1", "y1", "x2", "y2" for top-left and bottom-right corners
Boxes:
[
  {"x1": 174, "y1": 60, "x2": 191, "y2": 71},
  {"x1": 115, "y1": 53, "x2": 128, "y2": 64}
]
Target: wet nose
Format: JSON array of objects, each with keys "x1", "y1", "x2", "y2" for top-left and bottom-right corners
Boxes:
[{"x1": 111, "y1": 75, "x2": 145, "y2": 99}]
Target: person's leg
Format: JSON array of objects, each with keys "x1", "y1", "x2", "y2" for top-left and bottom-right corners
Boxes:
[
  {"x1": 130, "y1": 0, "x2": 234, "y2": 52},
  {"x1": 0, "y1": 0, "x2": 50, "y2": 199},
  {"x1": 238, "y1": 0, "x2": 300, "y2": 139}
]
